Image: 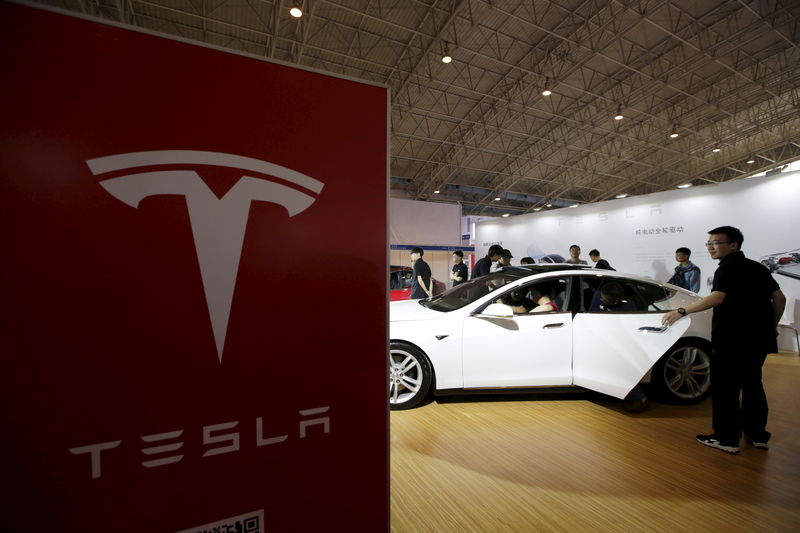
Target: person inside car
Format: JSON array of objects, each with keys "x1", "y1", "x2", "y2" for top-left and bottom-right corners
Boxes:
[
  {"x1": 590, "y1": 281, "x2": 637, "y2": 312},
  {"x1": 529, "y1": 282, "x2": 560, "y2": 312},
  {"x1": 496, "y1": 288, "x2": 535, "y2": 314}
]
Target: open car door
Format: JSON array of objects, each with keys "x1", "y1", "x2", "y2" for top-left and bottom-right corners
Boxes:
[{"x1": 571, "y1": 313, "x2": 690, "y2": 399}]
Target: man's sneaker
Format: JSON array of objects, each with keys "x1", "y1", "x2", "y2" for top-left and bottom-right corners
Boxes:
[
  {"x1": 744, "y1": 434, "x2": 769, "y2": 450},
  {"x1": 696, "y1": 434, "x2": 740, "y2": 454}
]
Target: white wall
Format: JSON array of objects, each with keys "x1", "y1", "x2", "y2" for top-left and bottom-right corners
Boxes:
[
  {"x1": 390, "y1": 198, "x2": 462, "y2": 246},
  {"x1": 475, "y1": 170, "x2": 800, "y2": 304}
]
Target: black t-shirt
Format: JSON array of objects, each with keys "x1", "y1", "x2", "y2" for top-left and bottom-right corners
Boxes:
[
  {"x1": 595, "y1": 259, "x2": 615, "y2": 271},
  {"x1": 472, "y1": 256, "x2": 493, "y2": 279},
  {"x1": 411, "y1": 259, "x2": 432, "y2": 299},
  {"x1": 711, "y1": 251, "x2": 780, "y2": 352},
  {"x1": 452, "y1": 262, "x2": 468, "y2": 286}
]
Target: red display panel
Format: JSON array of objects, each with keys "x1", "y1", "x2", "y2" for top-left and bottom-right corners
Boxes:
[{"x1": 0, "y1": 4, "x2": 388, "y2": 532}]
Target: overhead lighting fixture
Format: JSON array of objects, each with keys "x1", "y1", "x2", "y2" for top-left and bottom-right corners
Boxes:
[
  {"x1": 542, "y1": 78, "x2": 552, "y2": 96},
  {"x1": 615, "y1": 193, "x2": 628, "y2": 199},
  {"x1": 613, "y1": 105, "x2": 624, "y2": 120},
  {"x1": 501, "y1": 213, "x2": 510, "y2": 218},
  {"x1": 433, "y1": 190, "x2": 440, "y2": 194},
  {"x1": 289, "y1": 4, "x2": 303, "y2": 17},
  {"x1": 442, "y1": 42, "x2": 452, "y2": 64},
  {"x1": 494, "y1": 197, "x2": 501, "y2": 201},
  {"x1": 569, "y1": 203, "x2": 579, "y2": 208},
  {"x1": 712, "y1": 146, "x2": 721, "y2": 153},
  {"x1": 545, "y1": 202, "x2": 552, "y2": 207},
  {"x1": 746, "y1": 156, "x2": 755, "y2": 164},
  {"x1": 677, "y1": 183, "x2": 692, "y2": 189},
  {"x1": 669, "y1": 125, "x2": 679, "y2": 138},
  {"x1": 533, "y1": 207, "x2": 542, "y2": 212}
]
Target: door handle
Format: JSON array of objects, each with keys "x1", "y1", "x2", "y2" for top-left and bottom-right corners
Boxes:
[
  {"x1": 638, "y1": 326, "x2": 668, "y2": 333},
  {"x1": 543, "y1": 323, "x2": 564, "y2": 329}
]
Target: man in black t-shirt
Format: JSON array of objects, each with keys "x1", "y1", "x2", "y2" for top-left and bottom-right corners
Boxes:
[
  {"x1": 450, "y1": 250, "x2": 469, "y2": 287},
  {"x1": 472, "y1": 244, "x2": 503, "y2": 279},
  {"x1": 409, "y1": 247, "x2": 433, "y2": 299},
  {"x1": 663, "y1": 226, "x2": 786, "y2": 454}
]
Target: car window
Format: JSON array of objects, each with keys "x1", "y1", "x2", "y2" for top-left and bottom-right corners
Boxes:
[
  {"x1": 422, "y1": 271, "x2": 530, "y2": 312},
  {"x1": 486, "y1": 277, "x2": 570, "y2": 314},
  {"x1": 580, "y1": 276, "x2": 652, "y2": 313}
]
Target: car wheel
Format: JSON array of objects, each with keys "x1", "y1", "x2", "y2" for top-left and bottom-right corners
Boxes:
[
  {"x1": 651, "y1": 339, "x2": 711, "y2": 404},
  {"x1": 389, "y1": 343, "x2": 432, "y2": 410}
]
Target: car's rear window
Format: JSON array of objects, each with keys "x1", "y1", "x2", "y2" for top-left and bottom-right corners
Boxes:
[{"x1": 421, "y1": 272, "x2": 531, "y2": 312}]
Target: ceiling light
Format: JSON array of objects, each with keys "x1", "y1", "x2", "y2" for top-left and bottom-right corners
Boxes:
[
  {"x1": 613, "y1": 105, "x2": 624, "y2": 120},
  {"x1": 433, "y1": 190, "x2": 440, "y2": 194},
  {"x1": 502, "y1": 213, "x2": 510, "y2": 218},
  {"x1": 746, "y1": 156, "x2": 755, "y2": 164},
  {"x1": 494, "y1": 197, "x2": 501, "y2": 201},
  {"x1": 669, "y1": 125, "x2": 679, "y2": 138},
  {"x1": 289, "y1": 5, "x2": 302, "y2": 17},
  {"x1": 442, "y1": 42, "x2": 452, "y2": 64},
  {"x1": 545, "y1": 202, "x2": 552, "y2": 207},
  {"x1": 569, "y1": 203, "x2": 579, "y2": 208},
  {"x1": 712, "y1": 146, "x2": 721, "y2": 153},
  {"x1": 615, "y1": 193, "x2": 628, "y2": 199},
  {"x1": 677, "y1": 183, "x2": 692, "y2": 189},
  {"x1": 533, "y1": 208, "x2": 542, "y2": 212},
  {"x1": 542, "y1": 78, "x2": 552, "y2": 96}
]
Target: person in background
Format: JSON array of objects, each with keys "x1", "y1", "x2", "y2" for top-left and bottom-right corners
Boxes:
[
  {"x1": 529, "y1": 282, "x2": 560, "y2": 312},
  {"x1": 520, "y1": 256, "x2": 535, "y2": 265},
  {"x1": 496, "y1": 287, "x2": 535, "y2": 314},
  {"x1": 565, "y1": 244, "x2": 587, "y2": 265},
  {"x1": 409, "y1": 247, "x2": 433, "y2": 299},
  {"x1": 450, "y1": 250, "x2": 468, "y2": 287},
  {"x1": 472, "y1": 244, "x2": 503, "y2": 279},
  {"x1": 491, "y1": 249, "x2": 513, "y2": 272},
  {"x1": 589, "y1": 249, "x2": 615, "y2": 270},
  {"x1": 668, "y1": 247, "x2": 701, "y2": 293},
  {"x1": 662, "y1": 226, "x2": 786, "y2": 454}
]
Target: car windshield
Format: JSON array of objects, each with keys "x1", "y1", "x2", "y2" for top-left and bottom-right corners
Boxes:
[{"x1": 421, "y1": 271, "x2": 531, "y2": 312}]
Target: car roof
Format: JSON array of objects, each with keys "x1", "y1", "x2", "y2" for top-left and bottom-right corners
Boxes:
[{"x1": 500, "y1": 264, "x2": 592, "y2": 274}]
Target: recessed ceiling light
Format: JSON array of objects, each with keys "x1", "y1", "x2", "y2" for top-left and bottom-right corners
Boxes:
[
  {"x1": 442, "y1": 54, "x2": 452, "y2": 64},
  {"x1": 677, "y1": 183, "x2": 692, "y2": 189},
  {"x1": 615, "y1": 193, "x2": 628, "y2": 199},
  {"x1": 289, "y1": 5, "x2": 302, "y2": 17},
  {"x1": 502, "y1": 213, "x2": 510, "y2": 218}
]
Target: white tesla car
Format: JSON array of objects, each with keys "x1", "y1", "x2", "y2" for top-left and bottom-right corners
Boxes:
[{"x1": 389, "y1": 265, "x2": 712, "y2": 410}]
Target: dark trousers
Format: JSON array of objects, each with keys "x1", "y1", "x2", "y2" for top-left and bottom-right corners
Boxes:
[{"x1": 710, "y1": 348, "x2": 770, "y2": 443}]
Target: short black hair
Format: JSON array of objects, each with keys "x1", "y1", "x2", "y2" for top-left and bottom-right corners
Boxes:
[
  {"x1": 488, "y1": 244, "x2": 504, "y2": 256},
  {"x1": 675, "y1": 247, "x2": 691, "y2": 257},
  {"x1": 452, "y1": 250, "x2": 464, "y2": 258},
  {"x1": 520, "y1": 256, "x2": 535, "y2": 264},
  {"x1": 708, "y1": 225, "x2": 744, "y2": 249},
  {"x1": 589, "y1": 249, "x2": 600, "y2": 257},
  {"x1": 501, "y1": 249, "x2": 513, "y2": 259},
  {"x1": 569, "y1": 244, "x2": 580, "y2": 251},
  {"x1": 410, "y1": 247, "x2": 424, "y2": 256}
]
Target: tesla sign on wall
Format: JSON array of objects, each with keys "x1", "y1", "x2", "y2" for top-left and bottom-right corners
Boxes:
[{"x1": 0, "y1": 3, "x2": 388, "y2": 532}]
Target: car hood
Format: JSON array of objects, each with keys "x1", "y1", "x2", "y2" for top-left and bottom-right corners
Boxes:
[{"x1": 389, "y1": 299, "x2": 444, "y2": 322}]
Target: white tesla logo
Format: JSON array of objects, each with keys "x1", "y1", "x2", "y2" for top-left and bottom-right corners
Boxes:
[{"x1": 87, "y1": 150, "x2": 324, "y2": 362}]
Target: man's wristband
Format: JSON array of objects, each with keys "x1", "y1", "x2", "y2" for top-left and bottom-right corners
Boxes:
[{"x1": 677, "y1": 307, "x2": 688, "y2": 316}]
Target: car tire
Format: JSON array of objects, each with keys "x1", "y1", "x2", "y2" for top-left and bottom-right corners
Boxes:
[
  {"x1": 389, "y1": 343, "x2": 433, "y2": 410},
  {"x1": 650, "y1": 338, "x2": 711, "y2": 404}
]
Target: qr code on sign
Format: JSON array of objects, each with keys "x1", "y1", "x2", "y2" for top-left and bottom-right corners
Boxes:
[{"x1": 175, "y1": 509, "x2": 264, "y2": 533}]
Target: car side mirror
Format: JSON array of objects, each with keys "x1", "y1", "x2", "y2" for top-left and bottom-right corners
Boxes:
[{"x1": 478, "y1": 303, "x2": 515, "y2": 318}]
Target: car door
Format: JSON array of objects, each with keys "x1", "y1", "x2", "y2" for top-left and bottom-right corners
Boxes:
[
  {"x1": 570, "y1": 275, "x2": 689, "y2": 399},
  {"x1": 461, "y1": 277, "x2": 573, "y2": 388}
]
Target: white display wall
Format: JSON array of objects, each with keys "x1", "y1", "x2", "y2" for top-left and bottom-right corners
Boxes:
[{"x1": 475, "y1": 170, "x2": 800, "y2": 304}]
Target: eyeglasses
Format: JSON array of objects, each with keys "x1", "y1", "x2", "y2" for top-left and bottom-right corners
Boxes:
[{"x1": 705, "y1": 240, "x2": 731, "y2": 247}]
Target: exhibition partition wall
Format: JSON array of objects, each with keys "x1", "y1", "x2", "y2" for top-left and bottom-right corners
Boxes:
[
  {"x1": 476, "y1": 170, "x2": 800, "y2": 303},
  {"x1": 0, "y1": 3, "x2": 388, "y2": 532}
]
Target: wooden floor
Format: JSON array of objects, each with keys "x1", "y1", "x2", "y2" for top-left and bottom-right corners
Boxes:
[{"x1": 390, "y1": 352, "x2": 800, "y2": 533}]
